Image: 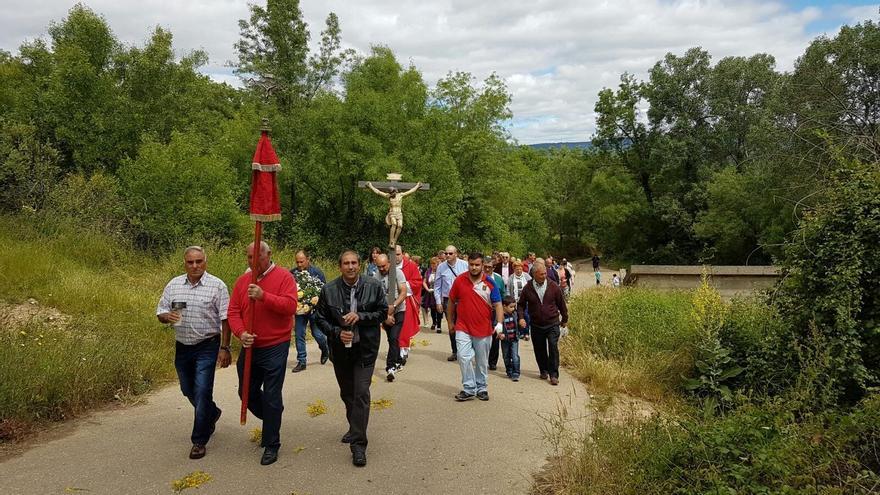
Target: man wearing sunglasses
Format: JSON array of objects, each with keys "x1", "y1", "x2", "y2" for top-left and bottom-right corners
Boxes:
[{"x1": 433, "y1": 245, "x2": 469, "y2": 361}]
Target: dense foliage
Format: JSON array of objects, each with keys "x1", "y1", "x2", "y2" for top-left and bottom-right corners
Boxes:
[{"x1": 2, "y1": 3, "x2": 876, "y2": 263}]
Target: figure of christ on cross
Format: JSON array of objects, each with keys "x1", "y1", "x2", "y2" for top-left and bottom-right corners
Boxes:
[{"x1": 366, "y1": 181, "x2": 422, "y2": 248}]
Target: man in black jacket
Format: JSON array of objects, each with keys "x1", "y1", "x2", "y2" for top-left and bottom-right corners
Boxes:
[{"x1": 315, "y1": 250, "x2": 388, "y2": 467}]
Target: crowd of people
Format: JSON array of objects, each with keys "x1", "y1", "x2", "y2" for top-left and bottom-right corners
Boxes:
[{"x1": 155, "y1": 242, "x2": 584, "y2": 469}]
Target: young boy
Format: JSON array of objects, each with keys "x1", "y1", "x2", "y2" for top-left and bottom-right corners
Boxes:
[{"x1": 497, "y1": 296, "x2": 520, "y2": 381}]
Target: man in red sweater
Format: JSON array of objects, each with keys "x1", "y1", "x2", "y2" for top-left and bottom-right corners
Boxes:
[{"x1": 228, "y1": 241, "x2": 298, "y2": 465}]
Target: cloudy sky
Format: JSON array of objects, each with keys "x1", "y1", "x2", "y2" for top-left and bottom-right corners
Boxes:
[{"x1": 1, "y1": 1, "x2": 877, "y2": 144}]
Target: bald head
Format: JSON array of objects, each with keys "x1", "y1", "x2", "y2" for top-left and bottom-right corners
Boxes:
[
  {"x1": 375, "y1": 254, "x2": 391, "y2": 275},
  {"x1": 444, "y1": 245, "x2": 458, "y2": 264}
]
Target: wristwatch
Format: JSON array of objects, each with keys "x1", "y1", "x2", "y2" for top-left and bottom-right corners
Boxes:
[{"x1": 220, "y1": 346, "x2": 231, "y2": 352}]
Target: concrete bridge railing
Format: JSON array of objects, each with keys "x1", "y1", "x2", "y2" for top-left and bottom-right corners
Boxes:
[{"x1": 623, "y1": 265, "x2": 780, "y2": 298}]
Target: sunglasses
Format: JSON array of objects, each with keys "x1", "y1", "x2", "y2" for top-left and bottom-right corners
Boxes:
[{"x1": 445, "y1": 252, "x2": 454, "y2": 255}]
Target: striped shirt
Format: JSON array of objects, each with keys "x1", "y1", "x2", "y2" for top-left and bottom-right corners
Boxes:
[{"x1": 156, "y1": 272, "x2": 230, "y2": 345}]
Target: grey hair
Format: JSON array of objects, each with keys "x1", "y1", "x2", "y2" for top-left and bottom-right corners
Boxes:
[
  {"x1": 248, "y1": 241, "x2": 271, "y2": 254},
  {"x1": 184, "y1": 245, "x2": 206, "y2": 259}
]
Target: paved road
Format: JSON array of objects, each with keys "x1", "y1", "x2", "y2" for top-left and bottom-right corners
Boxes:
[{"x1": 1, "y1": 315, "x2": 591, "y2": 494}]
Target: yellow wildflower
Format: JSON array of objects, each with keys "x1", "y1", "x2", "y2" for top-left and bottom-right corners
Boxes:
[
  {"x1": 306, "y1": 399, "x2": 327, "y2": 417},
  {"x1": 171, "y1": 471, "x2": 212, "y2": 493},
  {"x1": 371, "y1": 398, "x2": 393, "y2": 410}
]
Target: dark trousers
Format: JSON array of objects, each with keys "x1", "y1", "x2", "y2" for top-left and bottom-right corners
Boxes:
[
  {"x1": 443, "y1": 297, "x2": 457, "y2": 354},
  {"x1": 331, "y1": 347, "x2": 375, "y2": 451},
  {"x1": 430, "y1": 307, "x2": 443, "y2": 328},
  {"x1": 519, "y1": 311, "x2": 531, "y2": 338},
  {"x1": 174, "y1": 335, "x2": 220, "y2": 446},
  {"x1": 237, "y1": 341, "x2": 289, "y2": 449},
  {"x1": 489, "y1": 332, "x2": 500, "y2": 367},
  {"x1": 531, "y1": 324, "x2": 561, "y2": 378},
  {"x1": 383, "y1": 310, "x2": 405, "y2": 371}
]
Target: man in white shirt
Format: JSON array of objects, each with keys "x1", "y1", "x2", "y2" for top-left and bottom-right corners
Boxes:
[
  {"x1": 156, "y1": 246, "x2": 230, "y2": 460},
  {"x1": 433, "y1": 244, "x2": 469, "y2": 361}
]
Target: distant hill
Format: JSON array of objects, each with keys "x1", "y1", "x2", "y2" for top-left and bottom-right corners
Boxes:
[{"x1": 528, "y1": 141, "x2": 593, "y2": 150}]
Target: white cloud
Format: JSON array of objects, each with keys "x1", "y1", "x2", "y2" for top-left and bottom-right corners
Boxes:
[{"x1": 0, "y1": 1, "x2": 868, "y2": 143}]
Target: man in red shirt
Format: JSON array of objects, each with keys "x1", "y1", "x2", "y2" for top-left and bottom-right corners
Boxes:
[
  {"x1": 447, "y1": 252, "x2": 503, "y2": 401},
  {"x1": 228, "y1": 241, "x2": 298, "y2": 465}
]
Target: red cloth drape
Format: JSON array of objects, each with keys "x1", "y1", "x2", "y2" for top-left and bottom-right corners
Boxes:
[{"x1": 399, "y1": 258, "x2": 423, "y2": 347}]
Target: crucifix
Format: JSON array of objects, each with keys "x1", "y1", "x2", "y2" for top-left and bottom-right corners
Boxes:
[{"x1": 358, "y1": 173, "x2": 430, "y2": 305}]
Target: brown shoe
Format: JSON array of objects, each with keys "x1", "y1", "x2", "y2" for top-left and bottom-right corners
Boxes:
[
  {"x1": 539, "y1": 372, "x2": 549, "y2": 380},
  {"x1": 550, "y1": 377, "x2": 559, "y2": 386},
  {"x1": 189, "y1": 444, "x2": 206, "y2": 459}
]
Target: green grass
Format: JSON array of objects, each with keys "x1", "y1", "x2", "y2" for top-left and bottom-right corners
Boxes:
[
  {"x1": 0, "y1": 215, "x2": 339, "y2": 439},
  {"x1": 541, "y1": 284, "x2": 880, "y2": 494},
  {"x1": 562, "y1": 287, "x2": 698, "y2": 400}
]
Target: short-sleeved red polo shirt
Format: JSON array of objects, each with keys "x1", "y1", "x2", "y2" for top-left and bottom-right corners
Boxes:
[{"x1": 448, "y1": 272, "x2": 501, "y2": 337}]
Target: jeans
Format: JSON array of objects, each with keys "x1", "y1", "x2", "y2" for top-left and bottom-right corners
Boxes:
[
  {"x1": 531, "y1": 324, "x2": 560, "y2": 378},
  {"x1": 237, "y1": 341, "x2": 290, "y2": 449},
  {"x1": 294, "y1": 313, "x2": 328, "y2": 365},
  {"x1": 174, "y1": 335, "x2": 221, "y2": 445},
  {"x1": 455, "y1": 331, "x2": 492, "y2": 394},
  {"x1": 383, "y1": 310, "x2": 405, "y2": 371},
  {"x1": 500, "y1": 339, "x2": 521, "y2": 378}
]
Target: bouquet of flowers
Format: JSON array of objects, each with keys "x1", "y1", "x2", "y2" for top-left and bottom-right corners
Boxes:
[{"x1": 293, "y1": 270, "x2": 324, "y2": 315}]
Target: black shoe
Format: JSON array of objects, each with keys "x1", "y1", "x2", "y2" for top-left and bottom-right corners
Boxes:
[
  {"x1": 341, "y1": 432, "x2": 352, "y2": 443},
  {"x1": 540, "y1": 372, "x2": 549, "y2": 380},
  {"x1": 189, "y1": 444, "x2": 206, "y2": 459},
  {"x1": 320, "y1": 347, "x2": 329, "y2": 365},
  {"x1": 447, "y1": 353, "x2": 457, "y2": 362},
  {"x1": 436, "y1": 329, "x2": 442, "y2": 334},
  {"x1": 292, "y1": 363, "x2": 306, "y2": 373},
  {"x1": 386, "y1": 368, "x2": 395, "y2": 382},
  {"x1": 352, "y1": 449, "x2": 367, "y2": 467},
  {"x1": 209, "y1": 408, "x2": 222, "y2": 437},
  {"x1": 454, "y1": 391, "x2": 475, "y2": 402},
  {"x1": 477, "y1": 391, "x2": 489, "y2": 401},
  {"x1": 489, "y1": 365, "x2": 497, "y2": 371},
  {"x1": 260, "y1": 447, "x2": 278, "y2": 465}
]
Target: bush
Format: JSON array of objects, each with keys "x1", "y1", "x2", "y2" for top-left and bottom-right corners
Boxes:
[
  {"x1": 0, "y1": 122, "x2": 60, "y2": 212},
  {"x1": 118, "y1": 131, "x2": 248, "y2": 251},
  {"x1": 44, "y1": 171, "x2": 127, "y2": 237},
  {"x1": 534, "y1": 394, "x2": 880, "y2": 495},
  {"x1": 775, "y1": 162, "x2": 880, "y2": 404},
  {"x1": 721, "y1": 297, "x2": 790, "y2": 396}
]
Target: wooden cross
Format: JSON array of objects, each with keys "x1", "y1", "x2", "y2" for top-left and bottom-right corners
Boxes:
[{"x1": 358, "y1": 173, "x2": 430, "y2": 305}]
